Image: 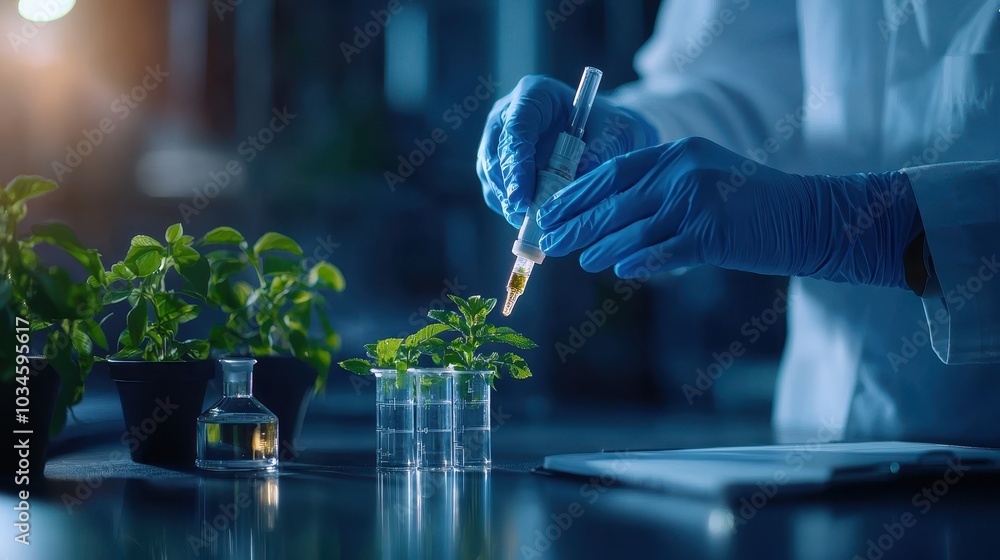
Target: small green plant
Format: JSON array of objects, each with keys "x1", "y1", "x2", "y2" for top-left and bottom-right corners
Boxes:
[
  {"x1": 196, "y1": 226, "x2": 345, "y2": 390},
  {"x1": 338, "y1": 323, "x2": 452, "y2": 376},
  {"x1": 98, "y1": 223, "x2": 211, "y2": 361},
  {"x1": 1, "y1": 176, "x2": 107, "y2": 433},
  {"x1": 338, "y1": 295, "x2": 536, "y2": 384}
]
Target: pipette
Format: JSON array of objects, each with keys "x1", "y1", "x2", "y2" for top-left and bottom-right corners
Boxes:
[{"x1": 502, "y1": 66, "x2": 603, "y2": 316}]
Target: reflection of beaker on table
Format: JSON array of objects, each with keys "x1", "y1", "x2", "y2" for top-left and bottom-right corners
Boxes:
[
  {"x1": 417, "y1": 470, "x2": 456, "y2": 560},
  {"x1": 377, "y1": 469, "x2": 491, "y2": 559},
  {"x1": 192, "y1": 473, "x2": 280, "y2": 559},
  {"x1": 456, "y1": 471, "x2": 492, "y2": 559},
  {"x1": 377, "y1": 471, "x2": 419, "y2": 560}
]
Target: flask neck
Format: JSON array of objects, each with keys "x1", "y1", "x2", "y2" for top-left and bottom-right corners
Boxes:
[
  {"x1": 223, "y1": 376, "x2": 252, "y2": 398},
  {"x1": 219, "y1": 358, "x2": 257, "y2": 398}
]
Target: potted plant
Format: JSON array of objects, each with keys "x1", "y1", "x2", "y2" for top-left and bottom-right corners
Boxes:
[
  {"x1": 339, "y1": 295, "x2": 536, "y2": 469},
  {"x1": 100, "y1": 223, "x2": 214, "y2": 466},
  {"x1": 1, "y1": 176, "x2": 106, "y2": 479},
  {"x1": 196, "y1": 226, "x2": 345, "y2": 457}
]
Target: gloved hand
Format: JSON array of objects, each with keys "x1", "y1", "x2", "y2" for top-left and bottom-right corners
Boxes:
[
  {"x1": 477, "y1": 75, "x2": 658, "y2": 227},
  {"x1": 536, "y1": 137, "x2": 923, "y2": 288}
]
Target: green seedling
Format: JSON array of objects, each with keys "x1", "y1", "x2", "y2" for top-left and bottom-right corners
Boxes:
[
  {"x1": 338, "y1": 294, "x2": 537, "y2": 387},
  {"x1": 196, "y1": 226, "x2": 345, "y2": 391},
  {"x1": 99, "y1": 223, "x2": 211, "y2": 361}
]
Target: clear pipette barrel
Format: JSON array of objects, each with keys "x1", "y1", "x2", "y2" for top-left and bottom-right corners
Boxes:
[
  {"x1": 502, "y1": 66, "x2": 603, "y2": 316},
  {"x1": 566, "y1": 67, "x2": 603, "y2": 139}
]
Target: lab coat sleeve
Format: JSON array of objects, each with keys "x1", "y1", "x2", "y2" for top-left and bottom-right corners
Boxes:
[
  {"x1": 905, "y1": 161, "x2": 1000, "y2": 364},
  {"x1": 609, "y1": 0, "x2": 802, "y2": 156}
]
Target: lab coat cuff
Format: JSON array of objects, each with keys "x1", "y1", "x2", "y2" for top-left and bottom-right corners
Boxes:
[{"x1": 903, "y1": 161, "x2": 1000, "y2": 364}]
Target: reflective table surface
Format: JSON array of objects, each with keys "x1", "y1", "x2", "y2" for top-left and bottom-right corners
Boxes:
[{"x1": 5, "y1": 399, "x2": 1000, "y2": 560}]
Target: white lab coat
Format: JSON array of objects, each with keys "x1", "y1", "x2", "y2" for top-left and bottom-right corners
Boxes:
[{"x1": 612, "y1": 0, "x2": 1000, "y2": 445}]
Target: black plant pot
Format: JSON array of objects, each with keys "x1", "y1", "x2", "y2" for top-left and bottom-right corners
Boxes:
[
  {"x1": 109, "y1": 360, "x2": 215, "y2": 467},
  {"x1": 251, "y1": 357, "x2": 318, "y2": 461},
  {"x1": 2, "y1": 360, "x2": 59, "y2": 486}
]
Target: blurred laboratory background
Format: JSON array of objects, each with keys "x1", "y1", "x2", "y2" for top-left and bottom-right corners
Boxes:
[{"x1": 3, "y1": 0, "x2": 786, "y2": 439}]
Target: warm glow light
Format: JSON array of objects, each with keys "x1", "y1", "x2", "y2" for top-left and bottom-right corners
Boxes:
[{"x1": 18, "y1": 0, "x2": 75, "y2": 23}]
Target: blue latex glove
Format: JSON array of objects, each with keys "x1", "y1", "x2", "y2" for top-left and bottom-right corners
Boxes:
[
  {"x1": 477, "y1": 75, "x2": 658, "y2": 227},
  {"x1": 536, "y1": 137, "x2": 923, "y2": 288}
]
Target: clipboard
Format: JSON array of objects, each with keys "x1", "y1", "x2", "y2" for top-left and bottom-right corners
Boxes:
[{"x1": 540, "y1": 441, "x2": 1000, "y2": 501}]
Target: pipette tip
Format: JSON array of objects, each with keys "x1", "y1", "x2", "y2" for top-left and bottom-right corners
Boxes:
[{"x1": 502, "y1": 292, "x2": 518, "y2": 316}]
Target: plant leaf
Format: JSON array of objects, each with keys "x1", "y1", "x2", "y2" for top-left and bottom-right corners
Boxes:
[
  {"x1": 129, "y1": 250, "x2": 162, "y2": 277},
  {"x1": 131, "y1": 234, "x2": 162, "y2": 248},
  {"x1": 484, "y1": 327, "x2": 538, "y2": 349},
  {"x1": 172, "y1": 244, "x2": 200, "y2": 267},
  {"x1": 447, "y1": 294, "x2": 474, "y2": 323},
  {"x1": 253, "y1": 232, "x2": 303, "y2": 256},
  {"x1": 126, "y1": 298, "x2": 147, "y2": 348},
  {"x1": 71, "y1": 328, "x2": 93, "y2": 356},
  {"x1": 427, "y1": 309, "x2": 464, "y2": 332},
  {"x1": 81, "y1": 317, "x2": 109, "y2": 351},
  {"x1": 5, "y1": 175, "x2": 58, "y2": 205},
  {"x1": 404, "y1": 323, "x2": 451, "y2": 347},
  {"x1": 178, "y1": 256, "x2": 211, "y2": 300},
  {"x1": 165, "y1": 223, "x2": 183, "y2": 243},
  {"x1": 200, "y1": 226, "x2": 245, "y2": 245},
  {"x1": 306, "y1": 261, "x2": 345, "y2": 291},
  {"x1": 497, "y1": 352, "x2": 532, "y2": 379},
  {"x1": 374, "y1": 338, "x2": 403, "y2": 367},
  {"x1": 30, "y1": 222, "x2": 105, "y2": 280}
]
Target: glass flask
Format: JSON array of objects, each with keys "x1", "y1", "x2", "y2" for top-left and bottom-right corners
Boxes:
[{"x1": 196, "y1": 358, "x2": 279, "y2": 471}]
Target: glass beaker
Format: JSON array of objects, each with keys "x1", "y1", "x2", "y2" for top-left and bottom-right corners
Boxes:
[
  {"x1": 196, "y1": 358, "x2": 279, "y2": 471},
  {"x1": 374, "y1": 368, "x2": 416, "y2": 470},
  {"x1": 453, "y1": 371, "x2": 492, "y2": 470},
  {"x1": 413, "y1": 368, "x2": 454, "y2": 471}
]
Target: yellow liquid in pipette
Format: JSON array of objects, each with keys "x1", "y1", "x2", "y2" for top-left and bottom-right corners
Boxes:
[{"x1": 503, "y1": 271, "x2": 529, "y2": 316}]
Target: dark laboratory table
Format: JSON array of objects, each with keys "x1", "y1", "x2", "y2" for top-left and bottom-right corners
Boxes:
[{"x1": 6, "y1": 397, "x2": 1000, "y2": 560}]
